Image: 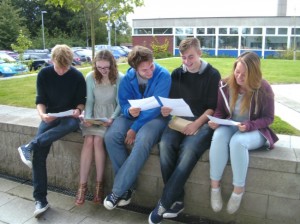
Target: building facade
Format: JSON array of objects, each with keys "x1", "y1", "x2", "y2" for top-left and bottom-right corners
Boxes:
[{"x1": 131, "y1": 16, "x2": 300, "y2": 58}]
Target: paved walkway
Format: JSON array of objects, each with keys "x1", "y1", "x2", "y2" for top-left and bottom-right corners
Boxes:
[{"x1": 0, "y1": 176, "x2": 180, "y2": 224}]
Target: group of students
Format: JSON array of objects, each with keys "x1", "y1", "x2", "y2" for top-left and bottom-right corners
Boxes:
[{"x1": 17, "y1": 37, "x2": 278, "y2": 223}]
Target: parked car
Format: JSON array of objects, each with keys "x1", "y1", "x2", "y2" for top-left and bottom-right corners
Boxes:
[
  {"x1": 120, "y1": 46, "x2": 132, "y2": 54},
  {"x1": 0, "y1": 53, "x2": 28, "y2": 77},
  {"x1": 111, "y1": 46, "x2": 128, "y2": 57},
  {"x1": 21, "y1": 53, "x2": 52, "y2": 71},
  {"x1": 0, "y1": 50, "x2": 19, "y2": 59},
  {"x1": 73, "y1": 49, "x2": 93, "y2": 63},
  {"x1": 72, "y1": 53, "x2": 82, "y2": 66}
]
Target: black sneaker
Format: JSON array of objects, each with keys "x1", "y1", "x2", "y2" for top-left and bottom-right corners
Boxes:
[
  {"x1": 148, "y1": 201, "x2": 166, "y2": 224},
  {"x1": 34, "y1": 201, "x2": 50, "y2": 218},
  {"x1": 17, "y1": 144, "x2": 32, "y2": 169},
  {"x1": 118, "y1": 189, "x2": 134, "y2": 206},
  {"x1": 103, "y1": 192, "x2": 121, "y2": 210},
  {"x1": 163, "y1": 201, "x2": 184, "y2": 218}
]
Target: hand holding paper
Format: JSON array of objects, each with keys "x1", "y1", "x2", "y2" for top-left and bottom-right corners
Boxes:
[
  {"x1": 207, "y1": 115, "x2": 240, "y2": 126},
  {"x1": 128, "y1": 96, "x2": 160, "y2": 111},
  {"x1": 159, "y1": 97, "x2": 194, "y2": 117}
]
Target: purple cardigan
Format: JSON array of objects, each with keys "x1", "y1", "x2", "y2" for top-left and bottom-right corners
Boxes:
[{"x1": 214, "y1": 79, "x2": 279, "y2": 149}]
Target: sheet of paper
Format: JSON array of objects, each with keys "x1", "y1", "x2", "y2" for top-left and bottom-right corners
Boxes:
[
  {"x1": 85, "y1": 117, "x2": 109, "y2": 123},
  {"x1": 128, "y1": 96, "x2": 160, "y2": 111},
  {"x1": 159, "y1": 97, "x2": 194, "y2": 117},
  {"x1": 48, "y1": 109, "x2": 74, "y2": 117},
  {"x1": 207, "y1": 115, "x2": 240, "y2": 126}
]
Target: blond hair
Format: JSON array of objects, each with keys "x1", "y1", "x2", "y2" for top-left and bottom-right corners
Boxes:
[
  {"x1": 227, "y1": 51, "x2": 262, "y2": 114},
  {"x1": 179, "y1": 37, "x2": 201, "y2": 54},
  {"x1": 51, "y1": 44, "x2": 73, "y2": 67}
]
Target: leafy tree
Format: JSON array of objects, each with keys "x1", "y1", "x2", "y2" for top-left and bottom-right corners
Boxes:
[
  {"x1": 11, "y1": 30, "x2": 32, "y2": 61},
  {"x1": 0, "y1": 0, "x2": 27, "y2": 49},
  {"x1": 45, "y1": 0, "x2": 144, "y2": 57}
]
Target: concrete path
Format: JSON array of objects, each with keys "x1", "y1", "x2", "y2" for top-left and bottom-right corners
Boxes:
[{"x1": 0, "y1": 176, "x2": 179, "y2": 224}]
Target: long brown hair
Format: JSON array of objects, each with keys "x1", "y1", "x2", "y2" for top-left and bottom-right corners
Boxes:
[
  {"x1": 93, "y1": 50, "x2": 118, "y2": 84},
  {"x1": 227, "y1": 51, "x2": 262, "y2": 114}
]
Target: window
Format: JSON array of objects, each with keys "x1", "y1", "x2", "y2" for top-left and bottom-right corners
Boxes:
[
  {"x1": 242, "y1": 28, "x2": 251, "y2": 34},
  {"x1": 196, "y1": 28, "x2": 205, "y2": 34},
  {"x1": 278, "y1": 28, "x2": 287, "y2": 35},
  {"x1": 218, "y1": 36, "x2": 238, "y2": 49},
  {"x1": 266, "y1": 28, "x2": 276, "y2": 35},
  {"x1": 134, "y1": 28, "x2": 152, "y2": 35},
  {"x1": 219, "y1": 28, "x2": 227, "y2": 34},
  {"x1": 197, "y1": 36, "x2": 216, "y2": 48},
  {"x1": 241, "y1": 36, "x2": 262, "y2": 49},
  {"x1": 175, "y1": 36, "x2": 187, "y2": 47},
  {"x1": 253, "y1": 28, "x2": 262, "y2": 35},
  {"x1": 153, "y1": 28, "x2": 172, "y2": 34},
  {"x1": 207, "y1": 28, "x2": 215, "y2": 34},
  {"x1": 175, "y1": 28, "x2": 184, "y2": 34},
  {"x1": 292, "y1": 28, "x2": 300, "y2": 35},
  {"x1": 230, "y1": 28, "x2": 239, "y2": 34},
  {"x1": 265, "y1": 36, "x2": 287, "y2": 50},
  {"x1": 185, "y1": 28, "x2": 193, "y2": 34}
]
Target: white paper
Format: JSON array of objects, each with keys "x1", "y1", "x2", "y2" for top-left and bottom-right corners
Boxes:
[
  {"x1": 159, "y1": 97, "x2": 194, "y2": 117},
  {"x1": 48, "y1": 109, "x2": 74, "y2": 117},
  {"x1": 207, "y1": 115, "x2": 240, "y2": 126},
  {"x1": 85, "y1": 117, "x2": 109, "y2": 123},
  {"x1": 128, "y1": 96, "x2": 160, "y2": 111}
]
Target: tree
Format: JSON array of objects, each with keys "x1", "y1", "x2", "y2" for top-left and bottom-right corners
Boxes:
[
  {"x1": 0, "y1": 0, "x2": 27, "y2": 49},
  {"x1": 11, "y1": 30, "x2": 32, "y2": 61},
  {"x1": 45, "y1": 0, "x2": 144, "y2": 58}
]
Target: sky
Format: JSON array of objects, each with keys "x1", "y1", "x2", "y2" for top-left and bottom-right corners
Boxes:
[{"x1": 127, "y1": 0, "x2": 300, "y2": 26}]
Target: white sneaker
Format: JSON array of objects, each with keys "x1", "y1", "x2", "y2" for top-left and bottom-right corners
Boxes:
[
  {"x1": 227, "y1": 192, "x2": 243, "y2": 214},
  {"x1": 210, "y1": 188, "x2": 223, "y2": 212}
]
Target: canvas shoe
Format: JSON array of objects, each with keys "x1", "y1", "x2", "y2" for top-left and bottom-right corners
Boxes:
[
  {"x1": 17, "y1": 144, "x2": 32, "y2": 169},
  {"x1": 227, "y1": 192, "x2": 243, "y2": 214},
  {"x1": 148, "y1": 201, "x2": 166, "y2": 224},
  {"x1": 118, "y1": 189, "x2": 134, "y2": 206},
  {"x1": 211, "y1": 188, "x2": 223, "y2": 212},
  {"x1": 34, "y1": 201, "x2": 50, "y2": 218},
  {"x1": 103, "y1": 192, "x2": 121, "y2": 210},
  {"x1": 163, "y1": 201, "x2": 184, "y2": 218}
]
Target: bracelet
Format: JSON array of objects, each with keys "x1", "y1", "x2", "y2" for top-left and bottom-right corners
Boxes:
[{"x1": 76, "y1": 108, "x2": 82, "y2": 114}]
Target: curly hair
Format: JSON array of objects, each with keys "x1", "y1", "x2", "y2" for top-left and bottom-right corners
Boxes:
[{"x1": 93, "y1": 50, "x2": 118, "y2": 84}]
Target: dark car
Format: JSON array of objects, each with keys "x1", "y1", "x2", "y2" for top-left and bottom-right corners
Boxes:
[
  {"x1": 21, "y1": 53, "x2": 53, "y2": 71},
  {"x1": 73, "y1": 49, "x2": 92, "y2": 63}
]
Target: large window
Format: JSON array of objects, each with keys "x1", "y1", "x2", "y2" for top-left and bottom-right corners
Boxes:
[
  {"x1": 197, "y1": 36, "x2": 216, "y2": 48},
  {"x1": 219, "y1": 36, "x2": 238, "y2": 49},
  {"x1": 241, "y1": 36, "x2": 262, "y2": 49},
  {"x1": 265, "y1": 36, "x2": 287, "y2": 50}
]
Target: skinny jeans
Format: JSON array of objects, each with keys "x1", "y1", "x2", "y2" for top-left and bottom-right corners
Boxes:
[{"x1": 209, "y1": 125, "x2": 266, "y2": 187}]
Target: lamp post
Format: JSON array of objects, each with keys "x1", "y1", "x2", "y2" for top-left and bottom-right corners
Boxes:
[
  {"x1": 41, "y1": 11, "x2": 47, "y2": 49},
  {"x1": 114, "y1": 20, "x2": 120, "y2": 46}
]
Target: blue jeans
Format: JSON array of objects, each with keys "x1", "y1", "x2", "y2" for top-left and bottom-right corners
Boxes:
[
  {"x1": 209, "y1": 125, "x2": 266, "y2": 187},
  {"x1": 159, "y1": 123, "x2": 213, "y2": 209},
  {"x1": 31, "y1": 117, "x2": 80, "y2": 203},
  {"x1": 104, "y1": 115, "x2": 168, "y2": 197}
]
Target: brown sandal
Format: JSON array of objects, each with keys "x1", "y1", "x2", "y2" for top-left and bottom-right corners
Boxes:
[
  {"x1": 75, "y1": 183, "x2": 87, "y2": 206},
  {"x1": 93, "y1": 181, "x2": 104, "y2": 204}
]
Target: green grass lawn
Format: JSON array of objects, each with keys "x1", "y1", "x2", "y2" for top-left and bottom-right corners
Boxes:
[{"x1": 0, "y1": 57, "x2": 300, "y2": 136}]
